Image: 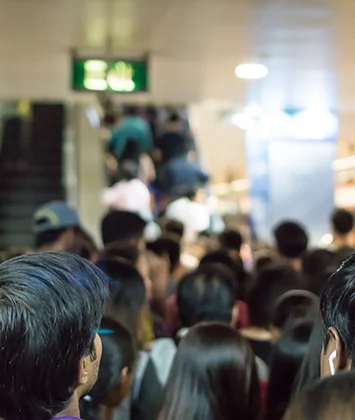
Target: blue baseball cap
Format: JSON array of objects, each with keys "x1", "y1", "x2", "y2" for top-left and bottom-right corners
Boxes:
[{"x1": 33, "y1": 201, "x2": 80, "y2": 233}]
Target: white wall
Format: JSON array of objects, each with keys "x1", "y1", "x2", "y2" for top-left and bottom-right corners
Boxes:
[{"x1": 190, "y1": 100, "x2": 247, "y2": 183}]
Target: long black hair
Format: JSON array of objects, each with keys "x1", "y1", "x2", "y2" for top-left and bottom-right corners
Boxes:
[
  {"x1": 264, "y1": 318, "x2": 314, "y2": 420},
  {"x1": 80, "y1": 318, "x2": 136, "y2": 420},
  {"x1": 285, "y1": 371, "x2": 355, "y2": 420},
  {"x1": 160, "y1": 323, "x2": 260, "y2": 420}
]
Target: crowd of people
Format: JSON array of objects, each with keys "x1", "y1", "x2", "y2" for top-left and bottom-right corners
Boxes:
[{"x1": 2, "y1": 108, "x2": 355, "y2": 420}]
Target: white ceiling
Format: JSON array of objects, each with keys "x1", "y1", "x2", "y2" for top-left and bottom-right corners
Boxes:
[{"x1": 0, "y1": 0, "x2": 354, "y2": 113}]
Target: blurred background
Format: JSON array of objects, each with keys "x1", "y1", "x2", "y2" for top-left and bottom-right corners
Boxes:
[{"x1": 0, "y1": 0, "x2": 355, "y2": 251}]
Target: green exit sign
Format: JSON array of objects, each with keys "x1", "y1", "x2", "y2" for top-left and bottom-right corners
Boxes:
[{"x1": 71, "y1": 58, "x2": 148, "y2": 93}]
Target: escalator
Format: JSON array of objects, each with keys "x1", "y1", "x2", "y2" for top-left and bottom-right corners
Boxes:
[{"x1": 0, "y1": 104, "x2": 65, "y2": 250}]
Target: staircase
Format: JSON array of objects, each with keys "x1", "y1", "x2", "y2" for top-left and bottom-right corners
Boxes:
[{"x1": 0, "y1": 104, "x2": 65, "y2": 251}]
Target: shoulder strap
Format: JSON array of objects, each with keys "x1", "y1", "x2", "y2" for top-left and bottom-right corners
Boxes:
[{"x1": 132, "y1": 351, "x2": 150, "y2": 403}]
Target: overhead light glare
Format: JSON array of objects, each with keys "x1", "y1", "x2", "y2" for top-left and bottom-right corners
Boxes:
[{"x1": 235, "y1": 63, "x2": 268, "y2": 79}]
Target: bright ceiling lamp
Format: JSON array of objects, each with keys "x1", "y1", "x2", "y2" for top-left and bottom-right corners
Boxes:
[{"x1": 235, "y1": 63, "x2": 268, "y2": 79}]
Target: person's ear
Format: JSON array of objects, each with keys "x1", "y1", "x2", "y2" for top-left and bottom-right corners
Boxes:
[
  {"x1": 231, "y1": 303, "x2": 239, "y2": 327},
  {"x1": 321, "y1": 326, "x2": 348, "y2": 378},
  {"x1": 78, "y1": 357, "x2": 89, "y2": 386},
  {"x1": 120, "y1": 366, "x2": 133, "y2": 401}
]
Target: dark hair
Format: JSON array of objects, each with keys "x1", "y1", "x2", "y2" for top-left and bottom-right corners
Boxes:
[
  {"x1": 101, "y1": 211, "x2": 147, "y2": 245},
  {"x1": 177, "y1": 263, "x2": 235, "y2": 328},
  {"x1": 125, "y1": 105, "x2": 139, "y2": 116},
  {"x1": 274, "y1": 221, "x2": 308, "y2": 259},
  {"x1": 302, "y1": 249, "x2": 336, "y2": 295},
  {"x1": 293, "y1": 313, "x2": 322, "y2": 393},
  {"x1": 102, "y1": 243, "x2": 140, "y2": 265},
  {"x1": 101, "y1": 257, "x2": 146, "y2": 341},
  {"x1": 167, "y1": 112, "x2": 181, "y2": 123},
  {"x1": 320, "y1": 255, "x2": 355, "y2": 362},
  {"x1": 285, "y1": 371, "x2": 355, "y2": 420},
  {"x1": 164, "y1": 219, "x2": 185, "y2": 240},
  {"x1": 160, "y1": 323, "x2": 260, "y2": 420},
  {"x1": 0, "y1": 252, "x2": 108, "y2": 420},
  {"x1": 332, "y1": 209, "x2": 354, "y2": 235},
  {"x1": 35, "y1": 227, "x2": 67, "y2": 248},
  {"x1": 265, "y1": 319, "x2": 314, "y2": 420},
  {"x1": 199, "y1": 250, "x2": 244, "y2": 299},
  {"x1": 248, "y1": 262, "x2": 302, "y2": 328},
  {"x1": 219, "y1": 229, "x2": 243, "y2": 252},
  {"x1": 80, "y1": 318, "x2": 136, "y2": 420},
  {"x1": 147, "y1": 236, "x2": 181, "y2": 273},
  {"x1": 272, "y1": 290, "x2": 319, "y2": 330}
]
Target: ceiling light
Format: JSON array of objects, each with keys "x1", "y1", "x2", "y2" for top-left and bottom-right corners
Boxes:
[{"x1": 235, "y1": 63, "x2": 268, "y2": 79}]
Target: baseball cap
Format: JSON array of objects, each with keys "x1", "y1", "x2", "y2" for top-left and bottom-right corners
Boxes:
[{"x1": 33, "y1": 201, "x2": 80, "y2": 233}]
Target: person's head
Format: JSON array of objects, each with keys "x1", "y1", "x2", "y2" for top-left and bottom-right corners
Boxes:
[
  {"x1": 274, "y1": 221, "x2": 309, "y2": 259},
  {"x1": 320, "y1": 255, "x2": 355, "y2": 377},
  {"x1": 160, "y1": 323, "x2": 260, "y2": 420},
  {"x1": 199, "y1": 249, "x2": 244, "y2": 300},
  {"x1": 332, "y1": 208, "x2": 354, "y2": 237},
  {"x1": 302, "y1": 249, "x2": 336, "y2": 295},
  {"x1": 272, "y1": 290, "x2": 319, "y2": 331},
  {"x1": 219, "y1": 229, "x2": 243, "y2": 258},
  {"x1": 124, "y1": 105, "x2": 139, "y2": 116},
  {"x1": 100, "y1": 257, "x2": 147, "y2": 346},
  {"x1": 33, "y1": 201, "x2": 81, "y2": 250},
  {"x1": 284, "y1": 371, "x2": 355, "y2": 420},
  {"x1": 0, "y1": 252, "x2": 108, "y2": 420},
  {"x1": 165, "y1": 112, "x2": 183, "y2": 132},
  {"x1": 147, "y1": 235, "x2": 181, "y2": 275},
  {"x1": 101, "y1": 210, "x2": 147, "y2": 249},
  {"x1": 248, "y1": 262, "x2": 302, "y2": 330},
  {"x1": 80, "y1": 318, "x2": 136, "y2": 420},
  {"x1": 265, "y1": 319, "x2": 314, "y2": 420},
  {"x1": 177, "y1": 263, "x2": 237, "y2": 328},
  {"x1": 164, "y1": 219, "x2": 185, "y2": 241}
]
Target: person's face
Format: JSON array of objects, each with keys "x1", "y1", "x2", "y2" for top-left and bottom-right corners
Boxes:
[{"x1": 78, "y1": 333, "x2": 103, "y2": 397}]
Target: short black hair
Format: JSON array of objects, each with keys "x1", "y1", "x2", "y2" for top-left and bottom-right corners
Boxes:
[
  {"x1": 0, "y1": 252, "x2": 108, "y2": 420},
  {"x1": 147, "y1": 236, "x2": 181, "y2": 273},
  {"x1": 332, "y1": 209, "x2": 354, "y2": 235},
  {"x1": 167, "y1": 112, "x2": 181, "y2": 123},
  {"x1": 248, "y1": 262, "x2": 302, "y2": 328},
  {"x1": 177, "y1": 263, "x2": 235, "y2": 328},
  {"x1": 274, "y1": 221, "x2": 309, "y2": 259},
  {"x1": 219, "y1": 229, "x2": 243, "y2": 252},
  {"x1": 101, "y1": 211, "x2": 147, "y2": 245},
  {"x1": 80, "y1": 318, "x2": 136, "y2": 420},
  {"x1": 164, "y1": 219, "x2": 185, "y2": 240},
  {"x1": 124, "y1": 105, "x2": 139, "y2": 116},
  {"x1": 321, "y1": 255, "x2": 355, "y2": 362}
]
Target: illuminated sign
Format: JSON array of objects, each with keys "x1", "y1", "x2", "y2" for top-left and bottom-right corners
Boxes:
[{"x1": 71, "y1": 58, "x2": 148, "y2": 93}]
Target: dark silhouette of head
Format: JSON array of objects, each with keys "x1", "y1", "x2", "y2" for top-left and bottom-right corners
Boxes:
[
  {"x1": 285, "y1": 371, "x2": 355, "y2": 420},
  {"x1": 332, "y1": 209, "x2": 354, "y2": 236},
  {"x1": 177, "y1": 264, "x2": 236, "y2": 328},
  {"x1": 160, "y1": 323, "x2": 260, "y2": 420},
  {"x1": 274, "y1": 221, "x2": 308, "y2": 259}
]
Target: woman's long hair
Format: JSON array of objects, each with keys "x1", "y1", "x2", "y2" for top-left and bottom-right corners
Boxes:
[
  {"x1": 159, "y1": 323, "x2": 260, "y2": 420},
  {"x1": 264, "y1": 318, "x2": 314, "y2": 420}
]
